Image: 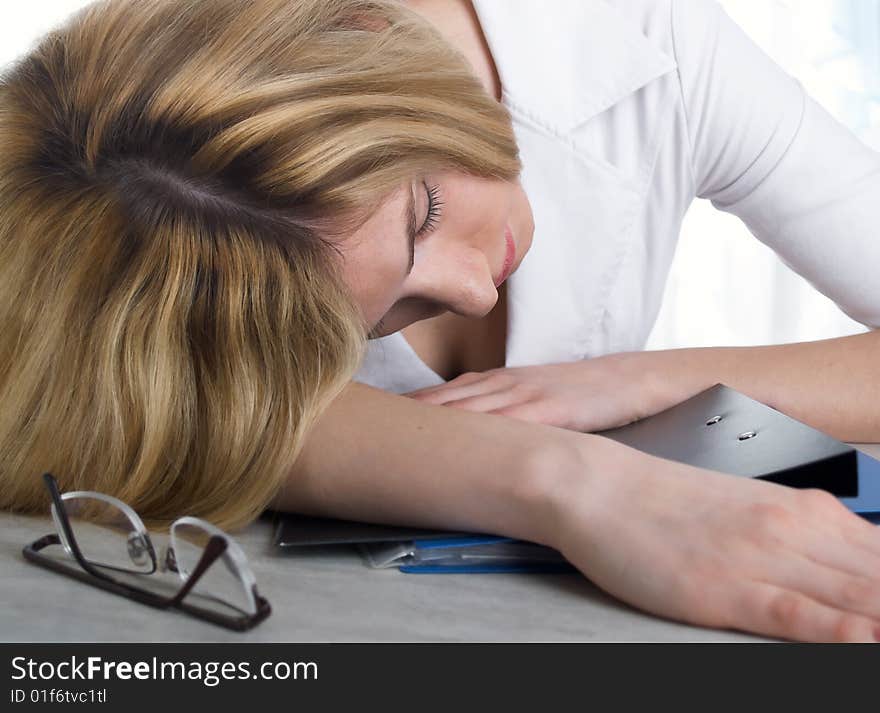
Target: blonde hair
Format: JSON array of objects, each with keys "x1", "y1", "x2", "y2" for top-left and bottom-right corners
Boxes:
[{"x1": 0, "y1": 0, "x2": 521, "y2": 531}]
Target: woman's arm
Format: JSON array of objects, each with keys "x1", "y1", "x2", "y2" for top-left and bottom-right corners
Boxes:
[
  {"x1": 271, "y1": 380, "x2": 590, "y2": 547},
  {"x1": 401, "y1": 330, "x2": 880, "y2": 443},
  {"x1": 649, "y1": 330, "x2": 880, "y2": 443},
  {"x1": 274, "y1": 381, "x2": 880, "y2": 642}
]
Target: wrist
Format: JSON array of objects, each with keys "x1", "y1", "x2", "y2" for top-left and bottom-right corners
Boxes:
[
  {"x1": 517, "y1": 428, "x2": 625, "y2": 551},
  {"x1": 638, "y1": 346, "x2": 725, "y2": 414}
]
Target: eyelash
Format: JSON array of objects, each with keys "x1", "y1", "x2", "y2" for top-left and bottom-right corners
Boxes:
[{"x1": 418, "y1": 183, "x2": 443, "y2": 237}]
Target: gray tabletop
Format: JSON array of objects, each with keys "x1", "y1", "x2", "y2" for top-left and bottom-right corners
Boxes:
[{"x1": 3, "y1": 443, "x2": 878, "y2": 643}]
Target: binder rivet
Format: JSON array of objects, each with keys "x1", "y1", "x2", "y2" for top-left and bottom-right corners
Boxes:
[
  {"x1": 705, "y1": 415, "x2": 723, "y2": 426},
  {"x1": 738, "y1": 431, "x2": 757, "y2": 441}
]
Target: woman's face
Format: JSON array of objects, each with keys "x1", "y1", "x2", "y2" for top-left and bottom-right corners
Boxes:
[{"x1": 337, "y1": 170, "x2": 534, "y2": 338}]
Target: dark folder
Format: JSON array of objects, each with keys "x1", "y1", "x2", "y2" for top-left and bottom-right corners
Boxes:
[{"x1": 596, "y1": 383, "x2": 858, "y2": 495}]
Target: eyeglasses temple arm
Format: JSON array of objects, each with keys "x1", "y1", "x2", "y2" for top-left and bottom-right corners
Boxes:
[
  {"x1": 42, "y1": 472, "x2": 98, "y2": 573},
  {"x1": 167, "y1": 535, "x2": 228, "y2": 606}
]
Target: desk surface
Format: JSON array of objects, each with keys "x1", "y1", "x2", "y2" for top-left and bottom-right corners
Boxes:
[{"x1": 3, "y1": 443, "x2": 879, "y2": 643}]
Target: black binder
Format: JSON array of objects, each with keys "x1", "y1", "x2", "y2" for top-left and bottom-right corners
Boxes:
[{"x1": 597, "y1": 383, "x2": 858, "y2": 495}]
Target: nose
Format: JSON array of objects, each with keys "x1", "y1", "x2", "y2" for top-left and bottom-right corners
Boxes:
[{"x1": 406, "y1": 243, "x2": 498, "y2": 318}]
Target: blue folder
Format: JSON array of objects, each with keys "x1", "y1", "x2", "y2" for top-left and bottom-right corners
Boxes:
[
  {"x1": 358, "y1": 535, "x2": 578, "y2": 574},
  {"x1": 839, "y1": 450, "x2": 880, "y2": 523}
]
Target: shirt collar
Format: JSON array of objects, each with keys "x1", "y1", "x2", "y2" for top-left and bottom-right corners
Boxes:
[{"x1": 470, "y1": 0, "x2": 677, "y2": 132}]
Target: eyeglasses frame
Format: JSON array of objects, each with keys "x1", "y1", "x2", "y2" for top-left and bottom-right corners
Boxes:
[{"x1": 22, "y1": 472, "x2": 272, "y2": 632}]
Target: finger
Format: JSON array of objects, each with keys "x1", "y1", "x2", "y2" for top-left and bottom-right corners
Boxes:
[
  {"x1": 725, "y1": 581, "x2": 879, "y2": 643},
  {"x1": 799, "y1": 521, "x2": 880, "y2": 584},
  {"x1": 403, "y1": 371, "x2": 486, "y2": 399},
  {"x1": 841, "y1": 513, "x2": 880, "y2": 561},
  {"x1": 773, "y1": 550, "x2": 880, "y2": 621},
  {"x1": 731, "y1": 511, "x2": 880, "y2": 620},
  {"x1": 442, "y1": 389, "x2": 522, "y2": 414},
  {"x1": 794, "y1": 490, "x2": 880, "y2": 568},
  {"x1": 408, "y1": 377, "x2": 501, "y2": 405},
  {"x1": 489, "y1": 400, "x2": 568, "y2": 428}
]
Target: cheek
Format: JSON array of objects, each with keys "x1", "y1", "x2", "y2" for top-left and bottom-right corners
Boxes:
[
  {"x1": 513, "y1": 185, "x2": 534, "y2": 246},
  {"x1": 512, "y1": 182, "x2": 531, "y2": 218},
  {"x1": 338, "y1": 251, "x2": 403, "y2": 327}
]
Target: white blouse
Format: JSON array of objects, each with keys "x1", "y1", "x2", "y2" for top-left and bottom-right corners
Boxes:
[{"x1": 355, "y1": 0, "x2": 880, "y2": 394}]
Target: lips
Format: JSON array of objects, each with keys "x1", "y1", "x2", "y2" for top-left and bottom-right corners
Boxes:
[{"x1": 494, "y1": 226, "x2": 516, "y2": 288}]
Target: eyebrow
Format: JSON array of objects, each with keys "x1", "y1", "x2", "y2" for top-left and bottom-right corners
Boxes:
[{"x1": 404, "y1": 183, "x2": 417, "y2": 275}]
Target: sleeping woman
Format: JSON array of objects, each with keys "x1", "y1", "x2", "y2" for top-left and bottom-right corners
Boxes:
[{"x1": 2, "y1": 0, "x2": 880, "y2": 642}]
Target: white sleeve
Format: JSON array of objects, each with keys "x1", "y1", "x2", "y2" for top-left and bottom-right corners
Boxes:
[{"x1": 671, "y1": 0, "x2": 880, "y2": 328}]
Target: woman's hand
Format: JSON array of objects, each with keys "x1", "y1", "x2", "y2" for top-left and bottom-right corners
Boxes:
[
  {"x1": 551, "y1": 435, "x2": 880, "y2": 642},
  {"x1": 402, "y1": 351, "x2": 702, "y2": 432}
]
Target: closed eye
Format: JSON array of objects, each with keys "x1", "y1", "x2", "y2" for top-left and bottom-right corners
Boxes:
[
  {"x1": 405, "y1": 181, "x2": 444, "y2": 275},
  {"x1": 418, "y1": 182, "x2": 443, "y2": 236}
]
